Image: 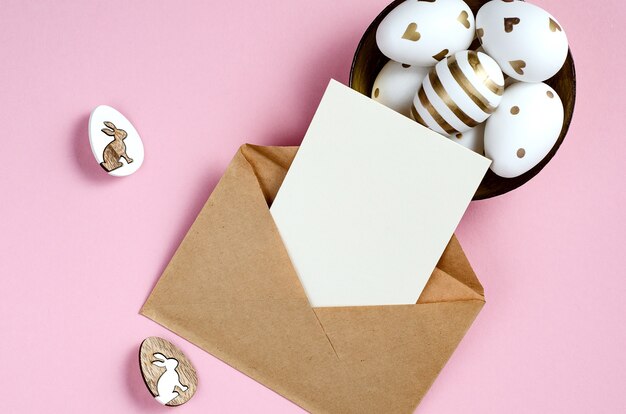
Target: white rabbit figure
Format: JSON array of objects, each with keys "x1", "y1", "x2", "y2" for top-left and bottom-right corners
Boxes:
[{"x1": 152, "y1": 353, "x2": 189, "y2": 405}]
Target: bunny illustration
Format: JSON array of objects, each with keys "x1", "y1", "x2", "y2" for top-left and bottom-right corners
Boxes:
[
  {"x1": 152, "y1": 353, "x2": 189, "y2": 405},
  {"x1": 100, "y1": 121, "x2": 133, "y2": 172}
]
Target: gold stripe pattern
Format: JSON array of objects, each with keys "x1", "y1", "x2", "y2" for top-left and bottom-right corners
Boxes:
[
  {"x1": 417, "y1": 87, "x2": 458, "y2": 135},
  {"x1": 428, "y1": 70, "x2": 479, "y2": 128},
  {"x1": 411, "y1": 102, "x2": 427, "y2": 127},
  {"x1": 467, "y1": 51, "x2": 504, "y2": 95},
  {"x1": 448, "y1": 55, "x2": 496, "y2": 114}
]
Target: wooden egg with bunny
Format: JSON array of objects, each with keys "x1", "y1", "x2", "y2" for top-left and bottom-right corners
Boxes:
[
  {"x1": 139, "y1": 337, "x2": 198, "y2": 406},
  {"x1": 88, "y1": 105, "x2": 144, "y2": 176}
]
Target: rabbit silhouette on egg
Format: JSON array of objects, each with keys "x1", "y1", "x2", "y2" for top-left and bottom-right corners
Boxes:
[
  {"x1": 88, "y1": 105, "x2": 144, "y2": 177},
  {"x1": 152, "y1": 353, "x2": 189, "y2": 405}
]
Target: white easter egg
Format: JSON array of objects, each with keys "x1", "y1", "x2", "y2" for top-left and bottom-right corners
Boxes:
[
  {"x1": 411, "y1": 50, "x2": 504, "y2": 135},
  {"x1": 88, "y1": 105, "x2": 144, "y2": 177},
  {"x1": 371, "y1": 60, "x2": 430, "y2": 117},
  {"x1": 504, "y1": 75, "x2": 519, "y2": 88},
  {"x1": 484, "y1": 82, "x2": 564, "y2": 178},
  {"x1": 139, "y1": 337, "x2": 198, "y2": 406},
  {"x1": 448, "y1": 122, "x2": 485, "y2": 154},
  {"x1": 476, "y1": 0, "x2": 568, "y2": 82},
  {"x1": 376, "y1": 0, "x2": 475, "y2": 67}
]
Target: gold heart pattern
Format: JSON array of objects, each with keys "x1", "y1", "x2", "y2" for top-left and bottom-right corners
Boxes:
[
  {"x1": 504, "y1": 17, "x2": 520, "y2": 33},
  {"x1": 549, "y1": 18, "x2": 562, "y2": 32},
  {"x1": 401, "y1": 23, "x2": 421, "y2": 42},
  {"x1": 476, "y1": 27, "x2": 485, "y2": 41},
  {"x1": 457, "y1": 11, "x2": 470, "y2": 29},
  {"x1": 432, "y1": 49, "x2": 449, "y2": 62},
  {"x1": 509, "y1": 60, "x2": 526, "y2": 75}
]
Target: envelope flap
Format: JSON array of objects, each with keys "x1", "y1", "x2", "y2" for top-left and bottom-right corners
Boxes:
[
  {"x1": 435, "y1": 235, "x2": 484, "y2": 297},
  {"x1": 142, "y1": 145, "x2": 308, "y2": 310},
  {"x1": 417, "y1": 267, "x2": 484, "y2": 303},
  {"x1": 240, "y1": 144, "x2": 298, "y2": 206},
  {"x1": 312, "y1": 300, "x2": 484, "y2": 412}
]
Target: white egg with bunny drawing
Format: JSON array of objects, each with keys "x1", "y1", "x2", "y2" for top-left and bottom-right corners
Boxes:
[
  {"x1": 88, "y1": 105, "x2": 144, "y2": 177},
  {"x1": 376, "y1": 0, "x2": 475, "y2": 66}
]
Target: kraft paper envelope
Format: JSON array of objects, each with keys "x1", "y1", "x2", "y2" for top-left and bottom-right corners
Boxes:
[{"x1": 141, "y1": 144, "x2": 485, "y2": 414}]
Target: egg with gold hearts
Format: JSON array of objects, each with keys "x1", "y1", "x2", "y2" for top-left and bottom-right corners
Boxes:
[
  {"x1": 410, "y1": 50, "x2": 504, "y2": 135},
  {"x1": 476, "y1": 0, "x2": 569, "y2": 82},
  {"x1": 376, "y1": 0, "x2": 475, "y2": 66}
]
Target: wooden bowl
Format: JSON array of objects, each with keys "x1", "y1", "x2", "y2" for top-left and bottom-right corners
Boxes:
[{"x1": 349, "y1": 0, "x2": 576, "y2": 200}]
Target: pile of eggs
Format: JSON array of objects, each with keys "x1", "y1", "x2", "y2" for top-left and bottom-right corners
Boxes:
[{"x1": 372, "y1": 0, "x2": 569, "y2": 178}]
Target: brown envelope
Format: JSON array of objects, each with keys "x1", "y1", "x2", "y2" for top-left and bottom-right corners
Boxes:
[{"x1": 141, "y1": 144, "x2": 485, "y2": 414}]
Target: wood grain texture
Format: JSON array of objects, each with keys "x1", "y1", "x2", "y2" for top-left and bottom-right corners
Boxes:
[
  {"x1": 139, "y1": 337, "x2": 198, "y2": 406},
  {"x1": 100, "y1": 121, "x2": 132, "y2": 172},
  {"x1": 349, "y1": 0, "x2": 576, "y2": 200}
]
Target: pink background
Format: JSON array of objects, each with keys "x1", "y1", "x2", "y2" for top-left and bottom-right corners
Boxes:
[{"x1": 1, "y1": 0, "x2": 624, "y2": 412}]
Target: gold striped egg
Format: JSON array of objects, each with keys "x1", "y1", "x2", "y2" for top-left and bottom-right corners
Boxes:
[{"x1": 411, "y1": 50, "x2": 504, "y2": 136}]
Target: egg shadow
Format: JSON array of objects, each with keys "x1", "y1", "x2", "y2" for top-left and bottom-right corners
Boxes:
[
  {"x1": 71, "y1": 113, "x2": 115, "y2": 184},
  {"x1": 125, "y1": 345, "x2": 170, "y2": 412}
]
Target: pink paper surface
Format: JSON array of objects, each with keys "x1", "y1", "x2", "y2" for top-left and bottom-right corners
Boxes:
[{"x1": 0, "y1": 1, "x2": 624, "y2": 412}]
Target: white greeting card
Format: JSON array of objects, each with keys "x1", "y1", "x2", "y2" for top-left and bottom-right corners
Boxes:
[{"x1": 270, "y1": 80, "x2": 490, "y2": 307}]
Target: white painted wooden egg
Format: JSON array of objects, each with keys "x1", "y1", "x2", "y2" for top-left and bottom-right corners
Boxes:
[
  {"x1": 88, "y1": 105, "x2": 144, "y2": 177},
  {"x1": 476, "y1": 0, "x2": 569, "y2": 82},
  {"x1": 139, "y1": 337, "x2": 198, "y2": 406},
  {"x1": 376, "y1": 0, "x2": 475, "y2": 67},
  {"x1": 484, "y1": 82, "x2": 564, "y2": 178},
  {"x1": 371, "y1": 60, "x2": 430, "y2": 117},
  {"x1": 448, "y1": 122, "x2": 485, "y2": 154},
  {"x1": 410, "y1": 50, "x2": 504, "y2": 135}
]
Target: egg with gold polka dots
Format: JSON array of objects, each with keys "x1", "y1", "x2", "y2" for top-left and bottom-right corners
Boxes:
[
  {"x1": 371, "y1": 60, "x2": 430, "y2": 117},
  {"x1": 484, "y1": 82, "x2": 564, "y2": 178},
  {"x1": 476, "y1": 0, "x2": 568, "y2": 82},
  {"x1": 410, "y1": 50, "x2": 504, "y2": 136},
  {"x1": 376, "y1": 0, "x2": 475, "y2": 67}
]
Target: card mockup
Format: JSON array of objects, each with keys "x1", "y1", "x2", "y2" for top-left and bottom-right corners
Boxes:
[{"x1": 270, "y1": 80, "x2": 490, "y2": 307}]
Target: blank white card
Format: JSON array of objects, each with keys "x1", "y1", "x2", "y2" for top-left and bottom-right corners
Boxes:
[{"x1": 270, "y1": 80, "x2": 490, "y2": 307}]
